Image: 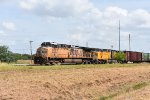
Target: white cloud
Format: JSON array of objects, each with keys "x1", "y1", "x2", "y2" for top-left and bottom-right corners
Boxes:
[
  {"x1": 20, "y1": 0, "x2": 150, "y2": 50},
  {"x1": 20, "y1": 0, "x2": 37, "y2": 10},
  {"x1": 129, "y1": 9, "x2": 150, "y2": 28},
  {"x1": 70, "y1": 33, "x2": 82, "y2": 41},
  {"x1": 105, "y1": 6, "x2": 128, "y2": 17},
  {"x1": 2, "y1": 21, "x2": 16, "y2": 31},
  {"x1": 20, "y1": 0, "x2": 93, "y2": 17},
  {"x1": 66, "y1": 6, "x2": 150, "y2": 48}
]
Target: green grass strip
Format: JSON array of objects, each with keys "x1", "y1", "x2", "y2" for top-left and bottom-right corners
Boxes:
[
  {"x1": 132, "y1": 82, "x2": 148, "y2": 90},
  {"x1": 100, "y1": 93, "x2": 118, "y2": 100}
]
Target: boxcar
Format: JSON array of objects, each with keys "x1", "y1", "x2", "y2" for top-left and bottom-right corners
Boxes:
[
  {"x1": 142, "y1": 53, "x2": 150, "y2": 62},
  {"x1": 124, "y1": 51, "x2": 142, "y2": 63}
]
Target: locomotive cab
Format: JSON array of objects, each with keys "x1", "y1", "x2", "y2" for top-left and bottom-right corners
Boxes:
[
  {"x1": 36, "y1": 47, "x2": 48, "y2": 57},
  {"x1": 34, "y1": 47, "x2": 49, "y2": 65}
]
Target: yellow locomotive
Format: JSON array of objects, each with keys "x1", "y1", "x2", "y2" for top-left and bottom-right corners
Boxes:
[
  {"x1": 34, "y1": 42, "x2": 93, "y2": 65},
  {"x1": 93, "y1": 49, "x2": 111, "y2": 64}
]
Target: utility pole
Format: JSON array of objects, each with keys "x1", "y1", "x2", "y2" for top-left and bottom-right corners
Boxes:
[
  {"x1": 129, "y1": 34, "x2": 131, "y2": 51},
  {"x1": 29, "y1": 41, "x2": 33, "y2": 64},
  {"x1": 119, "y1": 20, "x2": 121, "y2": 51},
  {"x1": 86, "y1": 41, "x2": 88, "y2": 47},
  {"x1": 111, "y1": 45, "x2": 113, "y2": 50}
]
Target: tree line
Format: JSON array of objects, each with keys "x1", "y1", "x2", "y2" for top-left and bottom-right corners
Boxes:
[{"x1": 0, "y1": 45, "x2": 31, "y2": 63}]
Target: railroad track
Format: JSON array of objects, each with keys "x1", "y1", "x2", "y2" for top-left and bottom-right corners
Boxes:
[
  {"x1": 13, "y1": 63, "x2": 78, "y2": 66},
  {"x1": 13, "y1": 64, "x2": 41, "y2": 66}
]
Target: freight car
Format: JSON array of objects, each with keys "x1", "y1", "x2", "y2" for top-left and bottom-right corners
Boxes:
[
  {"x1": 142, "y1": 53, "x2": 150, "y2": 62},
  {"x1": 124, "y1": 51, "x2": 142, "y2": 63}
]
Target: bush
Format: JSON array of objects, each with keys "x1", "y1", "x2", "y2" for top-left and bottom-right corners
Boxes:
[{"x1": 115, "y1": 52, "x2": 126, "y2": 63}]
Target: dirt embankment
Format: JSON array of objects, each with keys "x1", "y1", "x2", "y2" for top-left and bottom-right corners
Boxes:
[{"x1": 0, "y1": 65, "x2": 150, "y2": 100}]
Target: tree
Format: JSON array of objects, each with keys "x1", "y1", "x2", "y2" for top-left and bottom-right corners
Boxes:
[
  {"x1": 115, "y1": 52, "x2": 126, "y2": 63},
  {"x1": 0, "y1": 45, "x2": 32, "y2": 63},
  {"x1": 0, "y1": 46, "x2": 9, "y2": 62}
]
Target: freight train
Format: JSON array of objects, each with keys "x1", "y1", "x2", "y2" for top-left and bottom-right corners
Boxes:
[{"x1": 34, "y1": 42, "x2": 150, "y2": 65}]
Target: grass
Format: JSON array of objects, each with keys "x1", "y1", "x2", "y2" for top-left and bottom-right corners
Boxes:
[
  {"x1": 0, "y1": 63, "x2": 149, "y2": 71},
  {"x1": 100, "y1": 93, "x2": 118, "y2": 100},
  {"x1": 132, "y1": 82, "x2": 148, "y2": 90}
]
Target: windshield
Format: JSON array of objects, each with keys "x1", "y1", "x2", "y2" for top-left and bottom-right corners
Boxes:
[{"x1": 36, "y1": 48, "x2": 47, "y2": 55}]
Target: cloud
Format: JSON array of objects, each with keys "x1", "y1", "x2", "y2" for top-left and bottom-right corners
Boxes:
[
  {"x1": 66, "y1": 6, "x2": 150, "y2": 49},
  {"x1": 20, "y1": 0, "x2": 150, "y2": 50},
  {"x1": 20, "y1": 0, "x2": 93, "y2": 17},
  {"x1": 129, "y1": 9, "x2": 150, "y2": 28},
  {"x1": 2, "y1": 21, "x2": 16, "y2": 31},
  {"x1": 20, "y1": 0, "x2": 150, "y2": 29}
]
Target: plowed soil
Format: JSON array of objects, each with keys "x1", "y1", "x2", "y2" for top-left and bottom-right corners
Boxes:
[{"x1": 0, "y1": 64, "x2": 150, "y2": 100}]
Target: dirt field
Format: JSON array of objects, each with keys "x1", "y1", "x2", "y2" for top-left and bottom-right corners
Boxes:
[{"x1": 0, "y1": 64, "x2": 150, "y2": 100}]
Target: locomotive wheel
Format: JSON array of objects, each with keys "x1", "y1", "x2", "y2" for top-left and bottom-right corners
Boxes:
[
  {"x1": 54, "y1": 62, "x2": 61, "y2": 65},
  {"x1": 88, "y1": 61, "x2": 91, "y2": 64}
]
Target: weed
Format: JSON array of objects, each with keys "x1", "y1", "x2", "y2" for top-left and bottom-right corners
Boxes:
[
  {"x1": 132, "y1": 82, "x2": 148, "y2": 90},
  {"x1": 100, "y1": 93, "x2": 118, "y2": 100}
]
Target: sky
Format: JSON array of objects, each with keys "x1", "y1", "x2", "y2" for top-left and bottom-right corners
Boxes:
[{"x1": 0, "y1": 0, "x2": 150, "y2": 54}]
